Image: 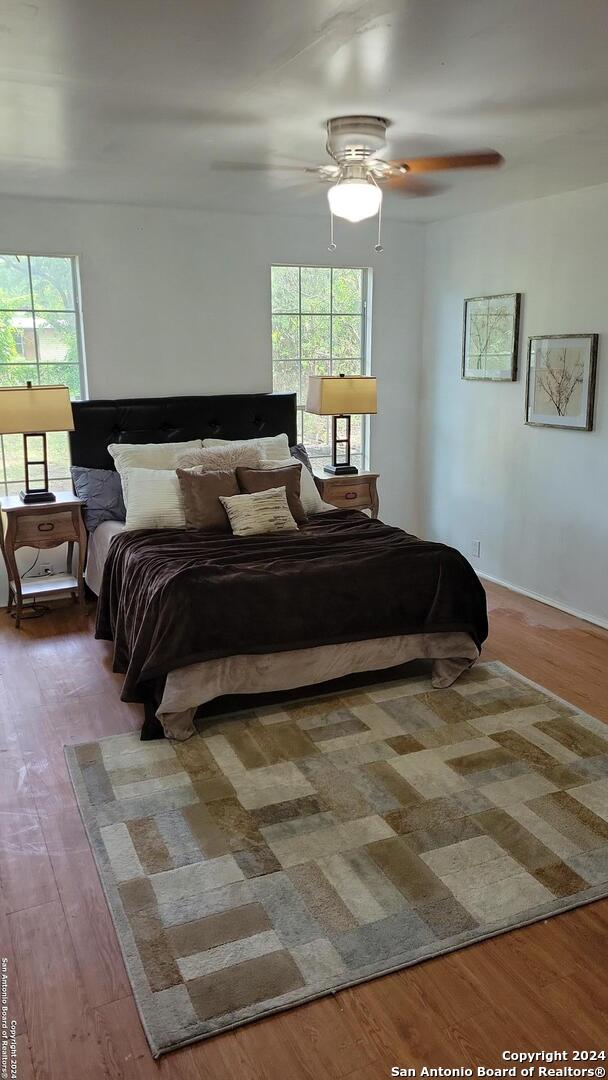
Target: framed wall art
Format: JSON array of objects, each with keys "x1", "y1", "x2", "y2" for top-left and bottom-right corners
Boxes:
[
  {"x1": 525, "y1": 333, "x2": 598, "y2": 431},
  {"x1": 462, "y1": 293, "x2": 521, "y2": 381}
]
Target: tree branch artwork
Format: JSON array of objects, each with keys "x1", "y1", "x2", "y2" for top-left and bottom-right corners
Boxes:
[{"x1": 536, "y1": 347, "x2": 584, "y2": 416}]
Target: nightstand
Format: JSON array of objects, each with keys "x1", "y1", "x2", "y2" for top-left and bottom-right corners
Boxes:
[
  {"x1": 0, "y1": 492, "x2": 87, "y2": 627},
  {"x1": 314, "y1": 470, "x2": 379, "y2": 518}
]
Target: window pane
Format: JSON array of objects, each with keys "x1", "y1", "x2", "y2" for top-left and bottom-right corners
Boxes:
[
  {"x1": 331, "y1": 356, "x2": 361, "y2": 377},
  {"x1": 303, "y1": 411, "x2": 330, "y2": 457},
  {"x1": 272, "y1": 314, "x2": 299, "y2": 359},
  {"x1": 301, "y1": 267, "x2": 330, "y2": 313},
  {"x1": 0, "y1": 311, "x2": 34, "y2": 363},
  {"x1": 272, "y1": 361, "x2": 299, "y2": 399},
  {"x1": 1, "y1": 434, "x2": 25, "y2": 481},
  {"x1": 332, "y1": 315, "x2": 361, "y2": 359},
  {"x1": 39, "y1": 363, "x2": 82, "y2": 398},
  {"x1": 301, "y1": 315, "x2": 330, "y2": 359},
  {"x1": 30, "y1": 256, "x2": 76, "y2": 311},
  {"x1": 350, "y1": 414, "x2": 363, "y2": 456},
  {"x1": 332, "y1": 268, "x2": 362, "y2": 313},
  {"x1": 47, "y1": 431, "x2": 71, "y2": 479},
  {"x1": 0, "y1": 255, "x2": 31, "y2": 309},
  {"x1": 0, "y1": 362, "x2": 38, "y2": 386},
  {"x1": 271, "y1": 266, "x2": 299, "y2": 313},
  {"x1": 300, "y1": 359, "x2": 330, "y2": 406},
  {"x1": 36, "y1": 313, "x2": 78, "y2": 363}
]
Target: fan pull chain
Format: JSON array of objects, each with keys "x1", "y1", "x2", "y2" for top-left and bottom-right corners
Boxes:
[
  {"x1": 372, "y1": 175, "x2": 384, "y2": 253},
  {"x1": 328, "y1": 210, "x2": 336, "y2": 252}
]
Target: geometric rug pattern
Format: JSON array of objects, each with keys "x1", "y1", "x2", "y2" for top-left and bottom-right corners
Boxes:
[{"x1": 65, "y1": 661, "x2": 608, "y2": 1057}]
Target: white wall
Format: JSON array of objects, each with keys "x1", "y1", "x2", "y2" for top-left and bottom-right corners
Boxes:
[
  {"x1": 0, "y1": 197, "x2": 425, "y2": 603},
  {"x1": 421, "y1": 182, "x2": 608, "y2": 626}
]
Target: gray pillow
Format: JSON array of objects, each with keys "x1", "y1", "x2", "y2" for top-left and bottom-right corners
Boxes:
[{"x1": 71, "y1": 467, "x2": 126, "y2": 532}]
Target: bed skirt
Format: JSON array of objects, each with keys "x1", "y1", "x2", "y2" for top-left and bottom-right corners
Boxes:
[{"x1": 157, "y1": 631, "x2": 479, "y2": 739}]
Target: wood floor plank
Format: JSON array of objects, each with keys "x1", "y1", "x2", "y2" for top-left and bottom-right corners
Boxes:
[
  {"x1": 8, "y1": 900, "x2": 113, "y2": 1080},
  {"x1": 0, "y1": 807, "x2": 58, "y2": 913},
  {"x1": 14, "y1": 1035, "x2": 35, "y2": 1080},
  {"x1": 0, "y1": 885, "x2": 26, "y2": 1035},
  {"x1": 1, "y1": 585, "x2": 608, "y2": 1076},
  {"x1": 41, "y1": 807, "x2": 131, "y2": 1007}
]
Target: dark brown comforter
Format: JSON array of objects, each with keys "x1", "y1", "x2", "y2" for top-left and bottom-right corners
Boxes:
[{"x1": 96, "y1": 510, "x2": 488, "y2": 703}]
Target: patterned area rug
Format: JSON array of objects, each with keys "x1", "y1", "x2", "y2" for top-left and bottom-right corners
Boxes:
[{"x1": 66, "y1": 661, "x2": 608, "y2": 1057}]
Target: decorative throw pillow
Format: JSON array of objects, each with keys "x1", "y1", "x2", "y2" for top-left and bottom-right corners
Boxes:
[
  {"x1": 176, "y1": 468, "x2": 239, "y2": 531},
  {"x1": 124, "y1": 468, "x2": 185, "y2": 530},
  {"x1": 109, "y1": 440, "x2": 202, "y2": 504},
  {"x1": 202, "y1": 433, "x2": 290, "y2": 460},
  {"x1": 262, "y1": 457, "x2": 331, "y2": 516},
  {"x1": 236, "y1": 463, "x2": 307, "y2": 525},
  {"x1": 219, "y1": 487, "x2": 298, "y2": 537},
  {"x1": 70, "y1": 467, "x2": 126, "y2": 531},
  {"x1": 290, "y1": 443, "x2": 314, "y2": 474},
  {"x1": 176, "y1": 443, "x2": 262, "y2": 471}
]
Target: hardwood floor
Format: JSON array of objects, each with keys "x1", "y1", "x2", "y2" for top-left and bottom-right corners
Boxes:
[{"x1": 1, "y1": 582, "x2": 607, "y2": 1079}]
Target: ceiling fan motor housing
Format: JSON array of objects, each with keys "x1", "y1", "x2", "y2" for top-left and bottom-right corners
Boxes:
[{"x1": 326, "y1": 116, "x2": 388, "y2": 163}]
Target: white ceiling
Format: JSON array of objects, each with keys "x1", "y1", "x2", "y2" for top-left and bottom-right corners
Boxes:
[{"x1": 2, "y1": 0, "x2": 608, "y2": 221}]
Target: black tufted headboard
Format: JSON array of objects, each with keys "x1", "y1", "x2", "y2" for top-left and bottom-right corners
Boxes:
[{"x1": 69, "y1": 393, "x2": 298, "y2": 470}]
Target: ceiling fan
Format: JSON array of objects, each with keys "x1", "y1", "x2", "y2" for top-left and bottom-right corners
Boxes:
[{"x1": 215, "y1": 116, "x2": 503, "y2": 251}]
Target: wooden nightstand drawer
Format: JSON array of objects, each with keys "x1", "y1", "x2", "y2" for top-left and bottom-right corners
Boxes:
[
  {"x1": 14, "y1": 511, "x2": 76, "y2": 548},
  {"x1": 314, "y1": 471, "x2": 380, "y2": 518},
  {"x1": 327, "y1": 481, "x2": 373, "y2": 509}
]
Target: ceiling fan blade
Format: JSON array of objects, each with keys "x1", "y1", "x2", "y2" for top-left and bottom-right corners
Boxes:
[
  {"x1": 390, "y1": 151, "x2": 504, "y2": 174},
  {"x1": 210, "y1": 160, "x2": 310, "y2": 174},
  {"x1": 383, "y1": 175, "x2": 445, "y2": 197}
]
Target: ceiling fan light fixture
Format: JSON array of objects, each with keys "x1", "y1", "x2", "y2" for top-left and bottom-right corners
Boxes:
[{"x1": 327, "y1": 177, "x2": 382, "y2": 222}]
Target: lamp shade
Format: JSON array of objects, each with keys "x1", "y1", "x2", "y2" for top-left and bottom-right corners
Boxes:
[
  {"x1": 0, "y1": 384, "x2": 74, "y2": 435},
  {"x1": 306, "y1": 375, "x2": 377, "y2": 416}
]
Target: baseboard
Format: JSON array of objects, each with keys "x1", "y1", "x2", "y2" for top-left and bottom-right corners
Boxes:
[{"x1": 479, "y1": 571, "x2": 608, "y2": 632}]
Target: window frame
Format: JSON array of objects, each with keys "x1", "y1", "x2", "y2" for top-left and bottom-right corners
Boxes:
[
  {"x1": 0, "y1": 252, "x2": 87, "y2": 496},
  {"x1": 270, "y1": 263, "x2": 372, "y2": 471}
]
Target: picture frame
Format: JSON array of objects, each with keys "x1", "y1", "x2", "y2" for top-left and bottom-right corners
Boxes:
[
  {"x1": 525, "y1": 333, "x2": 599, "y2": 431},
  {"x1": 462, "y1": 292, "x2": 521, "y2": 381}
]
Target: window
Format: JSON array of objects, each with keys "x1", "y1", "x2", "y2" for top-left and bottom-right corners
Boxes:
[
  {"x1": 271, "y1": 265, "x2": 370, "y2": 471},
  {"x1": 0, "y1": 255, "x2": 86, "y2": 496}
]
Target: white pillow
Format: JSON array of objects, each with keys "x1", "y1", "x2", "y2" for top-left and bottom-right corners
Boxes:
[
  {"x1": 202, "y1": 433, "x2": 290, "y2": 460},
  {"x1": 176, "y1": 443, "x2": 262, "y2": 471},
  {"x1": 219, "y1": 487, "x2": 298, "y2": 537},
  {"x1": 124, "y1": 468, "x2": 185, "y2": 530},
  {"x1": 262, "y1": 457, "x2": 332, "y2": 516},
  {"x1": 109, "y1": 440, "x2": 202, "y2": 504}
]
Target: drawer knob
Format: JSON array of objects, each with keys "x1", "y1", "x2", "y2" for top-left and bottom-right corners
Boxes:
[
  {"x1": 37, "y1": 522, "x2": 55, "y2": 532},
  {"x1": 345, "y1": 491, "x2": 357, "y2": 500}
]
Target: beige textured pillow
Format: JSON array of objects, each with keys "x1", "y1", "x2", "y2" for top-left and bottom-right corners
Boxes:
[
  {"x1": 219, "y1": 487, "x2": 299, "y2": 537},
  {"x1": 202, "y1": 433, "x2": 290, "y2": 459},
  {"x1": 176, "y1": 468, "x2": 239, "y2": 531},
  {"x1": 176, "y1": 443, "x2": 262, "y2": 471}
]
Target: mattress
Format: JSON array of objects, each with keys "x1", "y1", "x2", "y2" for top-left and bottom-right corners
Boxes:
[{"x1": 84, "y1": 520, "x2": 125, "y2": 596}]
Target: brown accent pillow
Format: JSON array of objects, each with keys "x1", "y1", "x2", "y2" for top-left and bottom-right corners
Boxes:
[
  {"x1": 236, "y1": 463, "x2": 307, "y2": 524},
  {"x1": 176, "y1": 468, "x2": 239, "y2": 531}
]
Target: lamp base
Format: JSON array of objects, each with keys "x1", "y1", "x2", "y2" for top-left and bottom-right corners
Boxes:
[
  {"x1": 324, "y1": 464, "x2": 358, "y2": 476},
  {"x1": 19, "y1": 490, "x2": 56, "y2": 504}
]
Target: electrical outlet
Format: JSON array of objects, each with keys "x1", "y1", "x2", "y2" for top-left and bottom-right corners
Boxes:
[
  {"x1": 35, "y1": 563, "x2": 56, "y2": 577},
  {"x1": 471, "y1": 540, "x2": 481, "y2": 558}
]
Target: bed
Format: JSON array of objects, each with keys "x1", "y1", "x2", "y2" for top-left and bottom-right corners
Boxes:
[{"x1": 71, "y1": 393, "x2": 487, "y2": 740}]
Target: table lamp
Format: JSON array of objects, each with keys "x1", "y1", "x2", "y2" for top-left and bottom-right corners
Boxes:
[
  {"x1": 306, "y1": 373, "x2": 377, "y2": 475},
  {"x1": 0, "y1": 382, "x2": 74, "y2": 503}
]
